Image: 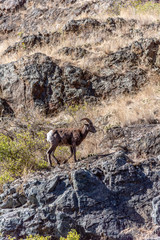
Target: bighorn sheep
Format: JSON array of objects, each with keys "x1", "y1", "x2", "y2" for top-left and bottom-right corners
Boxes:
[{"x1": 46, "y1": 118, "x2": 96, "y2": 166}]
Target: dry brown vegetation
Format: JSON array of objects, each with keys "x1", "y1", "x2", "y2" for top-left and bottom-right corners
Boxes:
[
  {"x1": 120, "y1": 224, "x2": 158, "y2": 240},
  {"x1": 0, "y1": 2, "x2": 160, "y2": 68},
  {"x1": 54, "y1": 74, "x2": 160, "y2": 125},
  {"x1": 3, "y1": 73, "x2": 158, "y2": 165},
  {"x1": 1, "y1": 70, "x2": 159, "y2": 187},
  {"x1": 40, "y1": 73, "x2": 159, "y2": 161}
]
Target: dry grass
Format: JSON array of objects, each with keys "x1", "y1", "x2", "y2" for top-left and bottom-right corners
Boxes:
[
  {"x1": 0, "y1": 75, "x2": 159, "y2": 165},
  {"x1": 119, "y1": 6, "x2": 160, "y2": 23},
  {"x1": 0, "y1": 2, "x2": 160, "y2": 67},
  {"x1": 75, "y1": 2, "x2": 160, "y2": 23},
  {"x1": 57, "y1": 75, "x2": 160, "y2": 128},
  {"x1": 0, "y1": 36, "x2": 19, "y2": 57},
  {"x1": 121, "y1": 225, "x2": 158, "y2": 240},
  {"x1": 46, "y1": 76, "x2": 160, "y2": 159},
  {"x1": 0, "y1": 28, "x2": 159, "y2": 73}
]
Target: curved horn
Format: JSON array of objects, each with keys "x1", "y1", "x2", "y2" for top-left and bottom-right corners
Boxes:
[{"x1": 81, "y1": 118, "x2": 93, "y2": 125}]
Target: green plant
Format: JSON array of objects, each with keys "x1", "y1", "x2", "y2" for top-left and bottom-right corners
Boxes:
[
  {"x1": 0, "y1": 128, "x2": 49, "y2": 186},
  {"x1": 104, "y1": 123, "x2": 121, "y2": 132},
  {"x1": 136, "y1": 1, "x2": 160, "y2": 15},
  {"x1": 24, "y1": 235, "x2": 51, "y2": 240},
  {"x1": 22, "y1": 42, "x2": 26, "y2": 48},
  {"x1": 0, "y1": 171, "x2": 14, "y2": 186},
  {"x1": 17, "y1": 32, "x2": 24, "y2": 38},
  {"x1": 60, "y1": 229, "x2": 80, "y2": 240},
  {"x1": 108, "y1": 0, "x2": 160, "y2": 16},
  {"x1": 65, "y1": 102, "x2": 87, "y2": 116},
  {"x1": 4, "y1": 235, "x2": 51, "y2": 240}
]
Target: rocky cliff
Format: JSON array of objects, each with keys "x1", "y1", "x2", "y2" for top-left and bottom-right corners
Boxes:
[
  {"x1": 0, "y1": 124, "x2": 160, "y2": 240},
  {"x1": 0, "y1": 153, "x2": 160, "y2": 240},
  {"x1": 0, "y1": 0, "x2": 160, "y2": 116},
  {"x1": 0, "y1": 37, "x2": 160, "y2": 116}
]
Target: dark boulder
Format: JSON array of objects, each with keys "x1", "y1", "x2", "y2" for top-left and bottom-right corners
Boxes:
[{"x1": 0, "y1": 154, "x2": 159, "y2": 239}]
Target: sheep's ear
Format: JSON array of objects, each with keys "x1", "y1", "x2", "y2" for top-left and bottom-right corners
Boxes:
[{"x1": 85, "y1": 123, "x2": 89, "y2": 128}]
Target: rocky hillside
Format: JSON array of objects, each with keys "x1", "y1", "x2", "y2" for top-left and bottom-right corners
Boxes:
[
  {"x1": 0, "y1": 0, "x2": 160, "y2": 239},
  {"x1": 0, "y1": 123, "x2": 160, "y2": 239},
  {"x1": 1, "y1": 36, "x2": 160, "y2": 115},
  {"x1": 0, "y1": 0, "x2": 160, "y2": 116},
  {"x1": 0, "y1": 147, "x2": 160, "y2": 240}
]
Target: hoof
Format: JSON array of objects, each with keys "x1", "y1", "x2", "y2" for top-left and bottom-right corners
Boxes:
[{"x1": 63, "y1": 160, "x2": 68, "y2": 164}]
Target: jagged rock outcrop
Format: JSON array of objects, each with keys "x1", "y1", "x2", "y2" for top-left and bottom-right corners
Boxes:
[
  {"x1": 0, "y1": 152, "x2": 160, "y2": 239},
  {"x1": 58, "y1": 47, "x2": 88, "y2": 59},
  {"x1": 3, "y1": 32, "x2": 61, "y2": 55},
  {"x1": 0, "y1": 53, "x2": 95, "y2": 115},
  {"x1": 102, "y1": 124, "x2": 160, "y2": 157},
  {"x1": 152, "y1": 195, "x2": 160, "y2": 226},
  {"x1": 0, "y1": 0, "x2": 159, "y2": 38},
  {"x1": 3, "y1": 17, "x2": 160, "y2": 57},
  {"x1": 0, "y1": 0, "x2": 26, "y2": 12},
  {"x1": 1, "y1": 37, "x2": 160, "y2": 115},
  {"x1": 63, "y1": 18, "x2": 101, "y2": 33}
]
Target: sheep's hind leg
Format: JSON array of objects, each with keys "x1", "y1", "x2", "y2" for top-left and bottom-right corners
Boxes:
[
  {"x1": 72, "y1": 145, "x2": 77, "y2": 162},
  {"x1": 47, "y1": 145, "x2": 60, "y2": 167},
  {"x1": 63, "y1": 146, "x2": 73, "y2": 164},
  {"x1": 52, "y1": 152, "x2": 60, "y2": 166}
]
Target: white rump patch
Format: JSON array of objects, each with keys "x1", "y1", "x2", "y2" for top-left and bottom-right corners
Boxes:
[{"x1": 47, "y1": 130, "x2": 54, "y2": 143}]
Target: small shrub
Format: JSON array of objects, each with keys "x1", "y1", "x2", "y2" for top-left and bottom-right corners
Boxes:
[
  {"x1": 60, "y1": 229, "x2": 80, "y2": 240},
  {"x1": 108, "y1": 0, "x2": 160, "y2": 16},
  {"x1": 17, "y1": 32, "x2": 24, "y2": 37},
  {"x1": 0, "y1": 127, "x2": 49, "y2": 186},
  {"x1": 0, "y1": 171, "x2": 14, "y2": 186},
  {"x1": 22, "y1": 42, "x2": 26, "y2": 48},
  {"x1": 25, "y1": 235, "x2": 51, "y2": 240},
  {"x1": 65, "y1": 102, "x2": 87, "y2": 119},
  {"x1": 136, "y1": 1, "x2": 160, "y2": 15},
  {"x1": 4, "y1": 235, "x2": 51, "y2": 240}
]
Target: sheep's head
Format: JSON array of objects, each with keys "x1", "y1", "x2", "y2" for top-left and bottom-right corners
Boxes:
[{"x1": 81, "y1": 118, "x2": 96, "y2": 133}]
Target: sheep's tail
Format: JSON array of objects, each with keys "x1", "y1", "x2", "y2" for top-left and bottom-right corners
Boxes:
[{"x1": 47, "y1": 130, "x2": 54, "y2": 143}]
